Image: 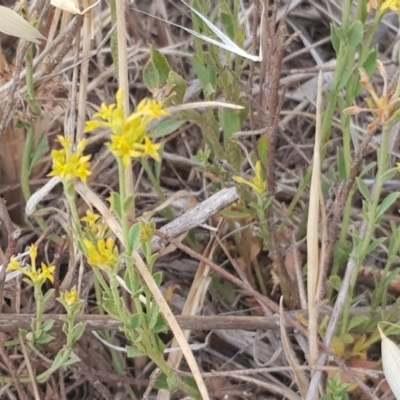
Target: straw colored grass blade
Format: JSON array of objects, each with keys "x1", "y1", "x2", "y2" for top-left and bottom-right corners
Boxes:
[{"x1": 307, "y1": 70, "x2": 324, "y2": 368}]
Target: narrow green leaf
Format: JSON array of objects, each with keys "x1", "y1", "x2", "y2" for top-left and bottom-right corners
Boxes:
[
  {"x1": 151, "y1": 119, "x2": 186, "y2": 138},
  {"x1": 381, "y1": 167, "x2": 399, "y2": 184},
  {"x1": 30, "y1": 135, "x2": 49, "y2": 173},
  {"x1": 347, "y1": 314, "x2": 369, "y2": 332},
  {"x1": 337, "y1": 148, "x2": 347, "y2": 181},
  {"x1": 330, "y1": 25, "x2": 341, "y2": 53},
  {"x1": 366, "y1": 237, "x2": 387, "y2": 254},
  {"x1": 110, "y1": 192, "x2": 122, "y2": 219},
  {"x1": 127, "y1": 223, "x2": 141, "y2": 253},
  {"x1": 356, "y1": 178, "x2": 371, "y2": 202},
  {"x1": 376, "y1": 192, "x2": 400, "y2": 219}
]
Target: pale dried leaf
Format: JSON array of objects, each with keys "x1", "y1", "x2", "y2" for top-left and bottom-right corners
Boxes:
[
  {"x1": 0, "y1": 6, "x2": 45, "y2": 44},
  {"x1": 379, "y1": 325, "x2": 400, "y2": 399},
  {"x1": 50, "y1": 0, "x2": 100, "y2": 15}
]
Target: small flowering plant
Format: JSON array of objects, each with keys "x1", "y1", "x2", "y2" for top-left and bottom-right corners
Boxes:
[{"x1": 7, "y1": 245, "x2": 56, "y2": 347}]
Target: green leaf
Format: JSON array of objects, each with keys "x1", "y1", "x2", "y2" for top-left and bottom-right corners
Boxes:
[
  {"x1": 30, "y1": 135, "x2": 49, "y2": 173},
  {"x1": 143, "y1": 61, "x2": 160, "y2": 91},
  {"x1": 147, "y1": 302, "x2": 160, "y2": 330},
  {"x1": 153, "y1": 315, "x2": 168, "y2": 334},
  {"x1": 330, "y1": 25, "x2": 341, "y2": 53},
  {"x1": 102, "y1": 297, "x2": 120, "y2": 319},
  {"x1": 381, "y1": 167, "x2": 399, "y2": 184},
  {"x1": 124, "y1": 268, "x2": 139, "y2": 294},
  {"x1": 152, "y1": 271, "x2": 163, "y2": 286},
  {"x1": 376, "y1": 192, "x2": 400, "y2": 219},
  {"x1": 151, "y1": 119, "x2": 186, "y2": 138},
  {"x1": 356, "y1": 178, "x2": 371, "y2": 202},
  {"x1": 150, "y1": 46, "x2": 171, "y2": 84},
  {"x1": 71, "y1": 323, "x2": 86, "y2": 343},
  {"x1": 166, "y1": 70, "x2": 187, "y2": 104},
  {"x1": 226, "y1": 140, "x2": 242, "y2": 171},
  {"x1": 126, "y1": 345, "x2": 142, "y2": 358},
  {"x1": 122, "y1": 195, "x2": 134, "y2": 214},
  {"x1": 62, "y1": 355, "x2": 80, "y2": 367},
  {"x1": 347, "y1": 20, "x2": 364, "y2": 46},
  {"x1": 337, "y1": 148, "x2": 347, "y2": 181},
  {"x1": 34, "y1": 334, "x2": 55, "y2": 345},
  {"x1": 42, "y1": 288, "x2": 55, "y2": 305},
  {"x1": 42, "y1": 319, "x2": 55, "y2": 332},
  {"x1": 110, "y1": 192, "x2": 122, "y2": 219},
  {"x1": 347, "y1": 314, "x2": 369, "y2": 332},
  {"x1": 50, "y1": 352, "x2": 65, "y2": 371},
  {"x1": 127, "y1": 223, "x2": 141, "y2": 253},
  {"x1": 329, "y1": 275, "x2": 342, "y2": 292},
  {"x1": 193, "y1": 54, "x2": 216, "y2": 94},
  {"x1": 154, "y1": 373, "x2": 168, "y2": 390},
  {"x1": 220, "y1": 11, "x2": 235, "y2": 41},
  {"x1": 257, "y1": 135, "x2": 269, "y2": 170},
  {"x1": 219, "y1": 108, "x2": 240, "y2": 141},
  {"x1": 337, "y1": 65, "x2": 354, "y2": 91},
  {"x1": 362, "y1": 47, "x2": 378, "y2": 76},
  {"x1": 128, "y1": 313, "x2": 144, "y2": 330},
  {"x1": 366, "y1": 237, "x2": 387, "y2": 254}
]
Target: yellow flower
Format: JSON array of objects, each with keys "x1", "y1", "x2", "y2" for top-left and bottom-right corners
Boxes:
[
  {"x1": 37, "y1": 263, "x2": 56, "y2": 284},
  {"x1": 233, "y1": 161, "x2": 266, "y2": 196},
  {"x1": 83, "y1": 238, "x2": 119, "y2": 272},
  {"x1": 344, "y1": 61, "x2": 400, "y2": 132},
  {"x1": 135, "y1": 98, "x2": 170, "y2": 119},
  {"x1": 7, "y1": 252, "x2": 55, "y2": 286},
  {"x1": 48, "y1": 136, "x2": 92, "y2": 183},
  {"x1": 62, "y1": 286, "x2": 79, "y2": 306},
  {"x1": 6, "y1": 256, "x2": 22, "y2": 272},
  {"x1": 81, "y1": 210, "x2": 100, "y2": 227},
  {"x1": 140, "y1": 221, "x2": 155, "y2": 242},
  {"x1": 108, "y1": 134, "x2": 143, "y2": 167},
  {"x1": 142, "y1": 137, "x2": 162, "y2": 162}
]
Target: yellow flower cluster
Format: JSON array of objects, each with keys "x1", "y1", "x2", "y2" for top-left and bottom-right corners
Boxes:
[
  {"x1": 85, "y1": 90, "x2": 169, "y2": 167},
  {"x1": 7, "y1": 245, "x2": 55, "y2": 286},
  {"x1": 48, "y1": 136, "x2": 92, "y2": 183},
  {"x1": 83, "y1": 237, "x2": 119, "y2": 272}
]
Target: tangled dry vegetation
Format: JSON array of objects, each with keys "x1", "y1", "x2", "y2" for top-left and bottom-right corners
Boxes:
[{"x1": 1, "y1": 0, "x2": 400, "y2": 399}]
